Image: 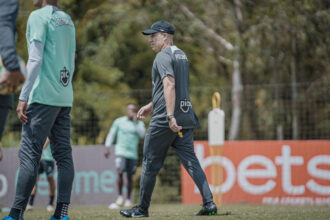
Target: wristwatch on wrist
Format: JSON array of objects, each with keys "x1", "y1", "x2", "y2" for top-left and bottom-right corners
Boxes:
[{"x1": 166, "y1": 115, "x2": 175, "y2": 121}]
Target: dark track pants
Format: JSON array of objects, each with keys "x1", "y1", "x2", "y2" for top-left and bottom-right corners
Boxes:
[
  {"x1": 138, "y1": 127, "x2": 213, "y2": 210},
  {"x1": 0, "y1": 94, "x2": 12, "y2": 141},
  {"x1": 12, "y1": 103, "x2": 74, "y2": 212},
  {"x1": 0, "y1": 107, "x2": 9, "y2": 141}
]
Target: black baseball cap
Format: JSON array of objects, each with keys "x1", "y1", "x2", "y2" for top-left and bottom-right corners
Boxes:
[{"x1": 142, "y1": 20, "x2": 175, "y2": 35}]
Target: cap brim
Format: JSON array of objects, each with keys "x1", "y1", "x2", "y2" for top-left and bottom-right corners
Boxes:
[{"x1": 142, "y1": 29, "x2": 158, "y2": 35}]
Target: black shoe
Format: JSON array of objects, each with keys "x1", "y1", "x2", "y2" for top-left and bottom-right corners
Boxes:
[
  {"x1": 195, "y1": 202, "x2": 217, "y2": 216},
  {"x1": 120, "y1": 206, "x2": 149, "y2": 218}
]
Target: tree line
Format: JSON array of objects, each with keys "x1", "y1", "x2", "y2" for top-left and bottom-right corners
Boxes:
[{"x1": 3, "y1": 0, "x2": 329, "y2": 148}]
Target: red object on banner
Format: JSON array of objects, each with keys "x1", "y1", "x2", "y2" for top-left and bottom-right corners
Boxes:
[{"x1": 181, "y1": 141, "x2": 330, "y2": 205}]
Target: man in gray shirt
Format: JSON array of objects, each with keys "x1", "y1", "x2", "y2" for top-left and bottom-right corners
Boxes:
[
  {"x1": 120, "y1": 20, "x2": 217, "y2": 218},
  {"x1": 0, "y1": 0, "x2": 25, "y2": 158}
]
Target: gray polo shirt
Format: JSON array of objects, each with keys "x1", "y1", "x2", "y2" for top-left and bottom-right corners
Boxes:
[{"x1": 149, "y1": 46, "x2": 199, "y2": 129}]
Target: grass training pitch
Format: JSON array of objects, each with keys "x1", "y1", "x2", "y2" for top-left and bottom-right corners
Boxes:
[{"x1": 1, "y1": 204, "x2": 330, "y2": 220}]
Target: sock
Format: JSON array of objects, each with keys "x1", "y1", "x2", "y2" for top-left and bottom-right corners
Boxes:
[
  {"x1": 29, "y1": 195, "x2": 35, "y2": 206},
  {"x1": 54, "y1": 203, "x2": 69, "y2": 219},
  {"x1": 9, "y1": 208, "x2": 22, "y2": 220},
  {"x1": 49, "y1": 196, "x2": 55, "y2": 206}
]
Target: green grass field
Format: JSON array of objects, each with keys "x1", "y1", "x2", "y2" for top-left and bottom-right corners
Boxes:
[{"x1": 1, "y1": 204, "x2": 330, "y2": 220}]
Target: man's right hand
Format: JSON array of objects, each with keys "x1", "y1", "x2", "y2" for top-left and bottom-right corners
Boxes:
[
  {"x1": 137, "y1": 103, "x2": 153, "y2": 119},
  {"x1": 104, "y1": 147, "x2": 110, "y2": 158},
  {"x1": 0, "y1": 70, "x2": 25, "y2": 94},
  {"x1": 17, "y1": 100, "x2": 28, "y2": 124},
  {"x1": 168, "y1": 117, "x2": 182, "y2": 133}
]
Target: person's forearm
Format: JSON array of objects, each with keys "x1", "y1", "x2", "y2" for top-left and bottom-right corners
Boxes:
[
  {"x1": 163, "y1": 77, "x2": 176, "y2": 116},
  {"x1": 0, "y1": 0, "x2": 20, "y2": 71},
  {"x1": 105, "y1": 130, "x2": 115, "y2": 147},
  {"x1": 0, "y1": 28, "x2": 19, "y2": 71},
  {"x1": 146, "y1": 102, "x2": 153, "y2": 111},
  {"x1": 19, "y1": 41, "x2": 44, "y2": 102},
  {"x1": 42, "y1": 138, "x2": 50, "y2": 150}
]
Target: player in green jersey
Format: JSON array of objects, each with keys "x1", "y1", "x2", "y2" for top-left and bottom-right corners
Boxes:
[
  {"x1": 3, "y1": 1, "x2": 75, "y2": 220},
  {"x1": 105, "y1": 104, "x2": 146, "y2": 209},
  {"x1": 26, "y1": 138, "x2": 56, "y2": 213}
]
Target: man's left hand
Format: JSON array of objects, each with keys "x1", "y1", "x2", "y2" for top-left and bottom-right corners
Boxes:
[
  {"x1": 104, "y1": 147, "x2": 110, "y2": 158},
  {"x1": 0, "y1": 70, "x2": 25, "y2": 94},
  {"x1": 169, "y1": 117, "x2": 182, "y2": 133},
  {"x1": 17, "y1": 100, "x2": 28, "y2": 124}
]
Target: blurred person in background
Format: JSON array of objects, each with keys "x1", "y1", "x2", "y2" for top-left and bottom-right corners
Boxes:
[
  {"x1": 120, "y1": 21, "x2": 217, "y2": 218},
  {"x1": 0, "y1": 55, "x2": 27, "y2": 161},
  {"x1": 0, "y1": 0, "x2": 25, "y2": 160},
  {"x1": 3, "y1": 0, "x2": 76, "y2": 219},
  {"x1": 104, "y1": 104, "x2": 146, "y2": 209},
  {"x1": 26, "y1": 138, "x2": 56, "y2": 213}
]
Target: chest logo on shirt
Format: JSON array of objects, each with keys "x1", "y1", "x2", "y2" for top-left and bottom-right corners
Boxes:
[
  {"x1": 180, "y1": 99, "x2": 192, "y2": 113},
  {"x1": 60, "y1": 67, "x2": 70, "y2": 87}
]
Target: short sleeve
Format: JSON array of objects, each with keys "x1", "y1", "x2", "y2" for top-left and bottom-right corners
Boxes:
[
  {"x1": 155, "y1": 52, "x2": 174, "y2": 79},
  {"x1": 27, "y1": 12, "x2": 47, "y2": 44}
]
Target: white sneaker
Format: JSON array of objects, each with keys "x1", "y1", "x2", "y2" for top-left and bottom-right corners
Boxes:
[
  {"x1": 124, "y1": 200, "x2": 132, "y2": 207},
  {"x1": 108, "y1": 203, "x2": 120, "y2": 209},
  {"x1": 26, "y1": 204, "x2": 33, "y2": 211},
  {"x1": 46, "y1": 205, "x2": 54, "y2": 212},
  {"x1": 115, "y1": 196, "x2": 124, "y2": 206}
]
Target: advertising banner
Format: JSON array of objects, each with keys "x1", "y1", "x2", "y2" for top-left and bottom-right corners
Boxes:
[
  {"x1": 0, "y1": 146, "x2": 122, "y2": 207},
  {"x1": 181, "y1": 141, "x2": 330, "y2": 205}
]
